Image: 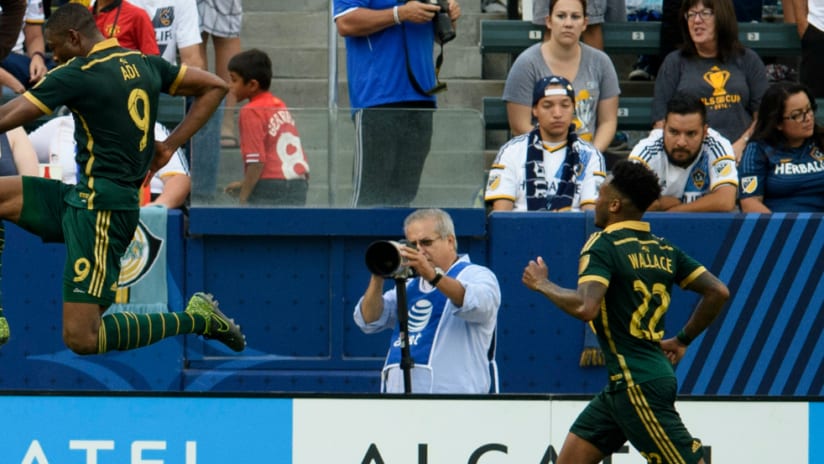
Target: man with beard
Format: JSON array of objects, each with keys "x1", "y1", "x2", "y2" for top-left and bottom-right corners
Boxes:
[{"x1": 629, "y1": 91, "x2": 738, "y2": 212}]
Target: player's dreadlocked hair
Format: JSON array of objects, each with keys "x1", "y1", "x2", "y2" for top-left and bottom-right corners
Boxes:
[
  {"x1": 609, "y1": 160, "x2": 662, "y2": 213},
  {"x1": 46, "y1": 3, "x2": 100, "y2": 38}
]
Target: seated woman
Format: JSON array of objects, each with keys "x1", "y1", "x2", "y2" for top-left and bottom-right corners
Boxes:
[
  {"x1": 502, "y1": 0, "x2": 619, "y2": 153},
  {"x1": 739, "y1": 82, "x2": 824, "y2": 213},
  {"x1": 652, "y1": 0, "x2": 768, "y2": 161}
]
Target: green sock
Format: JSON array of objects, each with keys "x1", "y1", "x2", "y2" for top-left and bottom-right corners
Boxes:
[{"x1": 97, "y1": 311, "x2": 208, "y2": 353}]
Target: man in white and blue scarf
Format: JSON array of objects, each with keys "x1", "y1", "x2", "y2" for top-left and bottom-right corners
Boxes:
[
  {"x1": 485, "y1": 75, "x2": 607, "y2": 212},
  {"x1": 354, "y1": 208, "x2": 501, "y2": 393}
]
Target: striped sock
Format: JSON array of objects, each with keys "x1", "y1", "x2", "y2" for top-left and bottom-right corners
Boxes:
[{"x1": 97, "y1": 311, "x2": 208, "y2": 353}]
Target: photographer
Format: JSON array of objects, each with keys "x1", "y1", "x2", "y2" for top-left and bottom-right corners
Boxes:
[
  {"x1": 334, "y1": 0, "x2": 460, "y2": 207},
  {"x1": 355, "y1": 208, "x2": 501, "y2": 393}
]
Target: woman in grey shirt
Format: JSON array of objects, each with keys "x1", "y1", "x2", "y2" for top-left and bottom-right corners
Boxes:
[{"x1": 502, "y1": 0, "x2": 620, "y2": 153}]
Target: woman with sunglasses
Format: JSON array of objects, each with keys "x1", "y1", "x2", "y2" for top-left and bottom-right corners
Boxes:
[
  {"x1": 739, "y1": 82, "x2": 824, "y2": 213},
  {"x1": 652, "y1": 0, "x2": 768, "y2": 161}
]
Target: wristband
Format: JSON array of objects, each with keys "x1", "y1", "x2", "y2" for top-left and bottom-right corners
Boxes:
[
  {"x1": 31, "y1": 51, "x2": 47, "y2": 61},
  {"x1": 393, "y1": 5, "x2": 401, "y2": 24},
  {"x1": 676, "y1": 329, "x2": 694, "y2": 346}
]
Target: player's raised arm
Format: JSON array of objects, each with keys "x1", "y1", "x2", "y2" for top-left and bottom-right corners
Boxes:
[{"x1": 161, "y1": 66, "x2": 228, "y2": 154}]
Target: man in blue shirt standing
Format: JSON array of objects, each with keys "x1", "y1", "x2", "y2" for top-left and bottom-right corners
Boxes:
[{"x1": 333, "y1": 0, "x2": 460, "y2": 207}]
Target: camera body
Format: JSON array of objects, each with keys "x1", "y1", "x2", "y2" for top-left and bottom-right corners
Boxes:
[
  {"x1": 365, "y1": 240, "x2": 419, "y2": 279},
  {"x1": 416, "y1": 0, "x2": 456, "y2": 44}
]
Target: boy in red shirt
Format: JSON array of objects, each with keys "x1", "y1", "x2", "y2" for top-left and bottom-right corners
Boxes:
[{"x1": 224, "y1": 48, "x2": 309, "y2": 205}]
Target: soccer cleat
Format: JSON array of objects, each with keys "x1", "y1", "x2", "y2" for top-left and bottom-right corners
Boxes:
[
  {"x1": 185, "y1": 292, "x2": 246, "y2": 352},
  {"x1": 0, "y1": 315, "x2": 8, "y2": 346}
]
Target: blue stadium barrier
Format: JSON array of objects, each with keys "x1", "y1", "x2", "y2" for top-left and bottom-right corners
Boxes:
[{"x1": 1, "y1": 208, "x2": 822, "y2": 396}]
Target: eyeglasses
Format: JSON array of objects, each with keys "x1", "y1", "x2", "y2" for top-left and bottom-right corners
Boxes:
[
  {"x1": 407, "y1": 237, "x2": 441, "y2": 248},
  {"x1": 783, "y1": 107, "x2": 814, "y2": 123},
  {"x1": 685, "y1": 9, "x2": 714, "y2": 21}
]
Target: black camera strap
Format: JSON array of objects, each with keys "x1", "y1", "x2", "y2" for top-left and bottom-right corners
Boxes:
[{"x1": 402, "y1": 24, "x2": 447, "y2": 96}]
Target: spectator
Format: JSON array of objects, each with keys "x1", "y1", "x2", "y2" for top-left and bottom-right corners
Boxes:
[
  {"x1": 532, "y1": 0, "x2": 626, "y2": 51},
  {"x1": 629, "y1": 91, "x2": 738, "y2": 212},
  {"x1": 486, "y1": 75, "x2": 606, "y2": 211},
  {"x1": 127, "y1": 0, "x2": 208, "y2": 205},
  {"x1": 28, "y1": 116, "x2": 191, "y2": 208},
  {"x1": 334, "y1": 0, "x2": 460, "y2": 206},
  {"x1": 793, "y1": 0, "x2": 824, "y2": 99},
  {"x1": 0, "y1": 0, "x2": 55, "y2": 95},
  {"x1": 0, "y1": 0, "x2": 26, "y2": 62},
  {"x1": 739, "y1": 82, "x2": 824, "y2": 213},
  {"x1": 130, "y1": 0, "x2": 203, "y2": 68},
  {"x1": 355, "y1": 208, "x2": 501, "y2": 393},
  {"x1": 89, "y1": 0, "x2": 160, "y2": 55},
  {"x1": 0, "y1": 126, "x2": 38, "y2": 176},
  {"x1": 521, "y1": 159, "x2": 729, "y2": 464},
  {"x1": 652, "y1": 0, "x2": 768, "y2": 162},
  {"x1": 512, "y1": 0, "x2": 619, "y2": 153},
  {"x1": 223, "y1": 49, "x2": 309, "y2": 206},
  {"x1": 197, "y1": 0, "x2": 242, "y2": 148}
]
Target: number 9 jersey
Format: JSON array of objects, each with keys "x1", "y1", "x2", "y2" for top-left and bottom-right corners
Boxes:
[
  {"x1": 577, "y1": 220, "x2": 707, "y2": 391},
  {"x1": 23, "y1": 38, "x2": 184, "y2": 211}
]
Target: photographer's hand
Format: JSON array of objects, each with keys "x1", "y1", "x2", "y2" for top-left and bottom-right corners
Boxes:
[{"x1": 400, "y1": 245, "x2": 437, "y2": 282}]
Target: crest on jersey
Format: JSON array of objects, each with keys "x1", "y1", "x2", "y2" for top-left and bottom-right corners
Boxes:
[
  {"x1": 741, "y1": 176, "x2": 758, "y2": 194},
  {"x1": 117, "y1": 220, "x2": 163, "y2": 288},
  {"x1": 691, "y1": 169, "x2": 706, "y2": 190},
  {"x1": 812, "y1": 146, "x2": 824, "y2": 161},
  {"x1": 156, "y1": 7, "x2": 174, "y2": 27}
]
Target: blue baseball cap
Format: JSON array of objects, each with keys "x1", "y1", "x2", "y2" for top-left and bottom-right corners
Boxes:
[{"x1": 532, "y1": 75, "x2": 576, "y2": 106}]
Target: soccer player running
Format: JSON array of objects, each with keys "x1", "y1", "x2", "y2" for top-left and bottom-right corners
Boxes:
[
  {"x1": 0, "y1": 3, "x2": 245, "y2": 354},
  {"x1": 522, "y1": 160, "x2": 729, "y2": 464}
]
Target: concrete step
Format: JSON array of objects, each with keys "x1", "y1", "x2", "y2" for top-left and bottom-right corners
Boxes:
[{"x1": 243, "y1": 11, "x2": 489, "y2": 49}]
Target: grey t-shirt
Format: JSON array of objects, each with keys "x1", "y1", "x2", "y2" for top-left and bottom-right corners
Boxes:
[
  {"x1": 502, "y1": 42, "x2": 621, "y2": 144},
  {"x1": 652, "y1": 48, "x2": 768, "y2": 143}
]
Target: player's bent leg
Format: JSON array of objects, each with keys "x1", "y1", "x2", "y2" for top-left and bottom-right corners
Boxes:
[
  {"x1": 557, "y1": 432, "x2": 606, "y2": 464},
  {"x1": 62, "y1": 301, "x2": 107, "y2": 355}
]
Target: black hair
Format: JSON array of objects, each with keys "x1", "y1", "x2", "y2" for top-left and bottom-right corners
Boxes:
[
  {"x1": 678, "y1": 0, "x2": 743, "y2": 62},
  {"x1": 752, "y1": 81, "x2": 824, "y2": 149},
  {"x1": 45, "y1": 3, "x2": 99, "y2": 37},
  {"x1": 609, "y1": 160, "x2": 662, "y2": 212},
  {"x1": 666, "y1": 91, "x2": 707, "y2": 124},
  {"x1": 228, "y1": 49, "x2": 273, "y2": 91}
]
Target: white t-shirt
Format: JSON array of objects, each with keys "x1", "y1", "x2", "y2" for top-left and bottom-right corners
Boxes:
[
  {"x1": 8, "y1": 0, "x2": 44, "y2": 54},
  {"x1": 484, "y1": 133, "x2": 606, "y2": 211},
  {"x1": 28, "y1": 116, "x2": 188, "y2": 194},
  {"x1": 628, "y1": 128, "x2": 738, "y2": 204},
  {"x1": 129, "y1": 0, "x2": 202, "y2": 64}
]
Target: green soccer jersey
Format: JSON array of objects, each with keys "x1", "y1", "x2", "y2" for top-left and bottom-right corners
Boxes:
[
  {"x1": 579, "y1": 220, "x2": 706, "y2": 391},
  {"x1": 24, "y1": 38, "x2": 184, "y2": 210}
]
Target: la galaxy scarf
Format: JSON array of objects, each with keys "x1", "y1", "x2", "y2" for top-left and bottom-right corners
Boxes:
[{"x1": 525, "y1": 126, "x2": 580, "y2": 211}]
